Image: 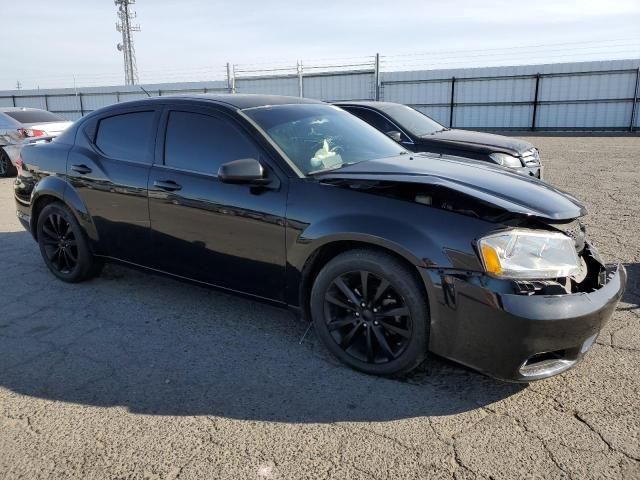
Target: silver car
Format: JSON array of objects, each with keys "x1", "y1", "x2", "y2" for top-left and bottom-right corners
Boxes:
[{"x1": 0, "y1": 107, "x2": 72, "y2": 177}]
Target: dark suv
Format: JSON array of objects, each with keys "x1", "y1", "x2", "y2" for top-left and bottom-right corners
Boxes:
[
  {"x1": 14, "y1": 95, "x2": 624, "y2": 381},
  {"x1": 335, "y1": 101, "x2": 542, "y2": 178}
]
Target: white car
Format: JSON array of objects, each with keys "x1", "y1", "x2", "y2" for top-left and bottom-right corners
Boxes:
[{"x1": 0, "y1": 107, "x2": 72, "y2": 177}]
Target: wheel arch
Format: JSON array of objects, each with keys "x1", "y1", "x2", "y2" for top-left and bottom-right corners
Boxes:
[
  {"x1": 30, "y1": 177, "x2": 98, "y2": 244},
  {"x1": 297, "y1": 239, "x2": 429, "y2": 323}
]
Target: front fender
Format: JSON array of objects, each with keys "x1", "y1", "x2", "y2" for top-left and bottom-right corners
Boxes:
[
  {"x1": 296, "y1": 214, "x2": 433, "y2": 268},
  {"x1": 284, "y1": 179, "x2": 498, "y2": 308}
]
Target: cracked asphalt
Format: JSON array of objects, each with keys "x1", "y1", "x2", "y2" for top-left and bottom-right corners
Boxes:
[{"x1": 1, "y1": 136, "x2": 639, "y2": 479}]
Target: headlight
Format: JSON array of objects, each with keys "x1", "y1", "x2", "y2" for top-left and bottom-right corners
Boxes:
[
  {"x1": 489, "y1": 152, "x2": 522, "y2": 168},
  {"x1": 478, "y1": 229, "x2": 580, "y2": 279}
]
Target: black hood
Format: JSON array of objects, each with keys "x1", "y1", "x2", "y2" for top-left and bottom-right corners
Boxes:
[
  {"x1": 419, "y1": 129, "x2": 533, "y2": 155},
  {"x1": 317, "y1": 154, "x2": 585, "y2": 221}
]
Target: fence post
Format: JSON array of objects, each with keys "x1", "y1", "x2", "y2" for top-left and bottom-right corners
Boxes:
[
  {"x1": 297, "y1": 60, "x2": 304, "y2": 98},
  {"x1": 449, "y1": 76, "x2": 456, "y2": 128},
  {"x1": 78, "y1": 93, "x2": 85, "y2": 116},
  {"x1": 116, "y1": 91, "x2": 120, "y2": 104},
  {"x1": 232, "y1": 64, "x2": 237, "y2": 93},
  {"x1": 531, "y1": 73, "x2": 541, "y2": 131},
  {"x1": 158, "y1": 89, "x2": 162, "y2": 96},
  {"x1": 226, "y1": 62, "x2": 233, "y2": 94},
  {"x1": 630, "y1": 67, "x2": 639, "y2": 132},
  {"x1": 226, "y1": 63, "x2": 236, "y2": 94},
  {"x1": 11, "y1": 95, "x2": 16, "y2": 107},
  {"x1": 43, "y1": 94, "x2": 49, "y2": 111},
  {"x1": 374, "y1": 52, "x2": 380, "y2": 101}
]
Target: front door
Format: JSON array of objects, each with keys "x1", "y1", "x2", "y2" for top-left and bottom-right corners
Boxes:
[{"x1": 147, "y1": 107, "x2": 288, "y2": 302}]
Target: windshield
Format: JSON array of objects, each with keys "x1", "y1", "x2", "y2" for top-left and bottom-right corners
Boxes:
[
  {"x1": 244, "y1": 104, "x2": 406, "y2": 175},
  {"x1": 4, "y1": 109, "x2": 64, "y2": 124},
  {"x1": 381, "y1": 104, "x2": 445, "y2": 136}
]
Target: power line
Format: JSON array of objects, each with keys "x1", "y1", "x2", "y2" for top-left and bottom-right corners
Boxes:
[
  {"x1": 381, "y1": 49, "x2": 640, "y2": 70},
  {"x1": 4, "y1": 36, "x2": 640, "y2": 90},
  {"x1": 115, "y1": 0, "x2": 140, "y2": 85},
  {"x1": 385, "y1": 37, "x2": 640, "y2": 59}
]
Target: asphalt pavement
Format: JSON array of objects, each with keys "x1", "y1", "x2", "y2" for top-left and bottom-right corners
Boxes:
[{"x1": 0, "y1": 136, "x2": 639, "y2": 479}]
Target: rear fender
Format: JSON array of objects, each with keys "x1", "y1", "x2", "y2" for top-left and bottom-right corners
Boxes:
[{"x1": 30, "y1": 176, "x2": 98, "y2": 243}]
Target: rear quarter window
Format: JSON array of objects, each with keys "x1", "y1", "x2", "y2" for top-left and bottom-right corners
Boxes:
[{"x1": 95, "y1": 111, "x2": 155, "y2": 162}]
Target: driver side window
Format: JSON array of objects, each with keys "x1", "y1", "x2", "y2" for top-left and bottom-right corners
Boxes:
[{"x1": 164, "y1": 111, "x2": 260, "y2": 176}]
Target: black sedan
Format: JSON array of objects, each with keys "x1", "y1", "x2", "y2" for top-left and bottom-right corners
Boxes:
[
  {"x1": 14, "y1": 95, "x2": 624, "y2": 381},
  {"x1": 335, "y1": 101, "x2": 543, "y2": 178}
]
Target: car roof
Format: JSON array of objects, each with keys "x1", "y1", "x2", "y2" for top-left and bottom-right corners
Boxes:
[
  {"x1": 333, "y1": 100, "x2": 402, "y2": 112},
  {"x1": 120, "y1": 94, "x2": 324, "y2": 110}
]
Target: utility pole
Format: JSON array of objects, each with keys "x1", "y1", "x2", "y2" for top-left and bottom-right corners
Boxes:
[
  {"x1": 115, "y1": 0, "x2": 140, "y2": 85},
  {"x1": 297, "y1": 60, "x2": 304, "y2": 98},
  {"x1": 15, "y1": 81, "x2": 22, "y2": 90}
]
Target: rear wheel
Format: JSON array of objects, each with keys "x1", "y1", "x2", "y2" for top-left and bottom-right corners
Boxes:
[
  {"x1": 0, "y1": 148, "x2": 16, "y2": 177},
  {"x1": 310, "y1": 249, "x2": 429, "y2": 377},
  {"x1": 36, "y1": 203, "x2": 100, "y2": 283}
]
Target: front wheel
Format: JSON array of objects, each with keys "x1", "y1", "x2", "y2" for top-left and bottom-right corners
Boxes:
[
  {"x1": 36, "y1": 202, "x2": 100, "y2": 283},
  {"x1": 310, "y1": 250, "x2": 429, "y2": 377}
]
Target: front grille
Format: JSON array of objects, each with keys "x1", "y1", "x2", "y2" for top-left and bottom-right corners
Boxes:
[{"x1": 521, "y1": 148, "x2": 540, "y2": 166}]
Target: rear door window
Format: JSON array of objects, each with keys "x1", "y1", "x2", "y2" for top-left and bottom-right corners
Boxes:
[
  {"x1": 163, "y1": 110, "x2": 260, "y2": 175},
  {"x1": 95, "y1": 111, "x2": 155, "y2": 162}
]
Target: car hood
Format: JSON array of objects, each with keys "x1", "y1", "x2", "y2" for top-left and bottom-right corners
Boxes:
[
  {"x1": 317, "y1": 153, "x2": 585, "y2": 221},
  {"x1": 419, "y1": 129, "x2": 533, "y2": 155}
]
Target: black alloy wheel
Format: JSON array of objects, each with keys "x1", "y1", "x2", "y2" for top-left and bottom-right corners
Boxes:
[
  {"x1": 324, "y1": 270, "x2": 413, "y2": 363},
  {"x1": 36, "y1": 202, "x2": 101, "y2": 282},
  {"x1": 310, "y1": 250, "x2": 428, "y2": 376},
  {"x1": 40, "y1": 211, "x2": 79, "y2": 275}
]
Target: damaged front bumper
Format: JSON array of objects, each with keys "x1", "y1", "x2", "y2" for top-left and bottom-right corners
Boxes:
[{"x1": 420, "y1": 246, "x2": 626, "y2": 382}]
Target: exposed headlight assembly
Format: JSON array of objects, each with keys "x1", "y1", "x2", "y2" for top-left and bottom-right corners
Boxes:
[
  {"x1": 489, "y1": 152, "x2": 522, "y2": 168},
  {"x1": 478, "y1": 229, "x2": 581, "y2": 279}
]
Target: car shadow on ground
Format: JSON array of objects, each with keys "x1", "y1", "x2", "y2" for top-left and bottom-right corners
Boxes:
[{"x1": 5, "y1": 232, "x2": 635, "y2": 423}]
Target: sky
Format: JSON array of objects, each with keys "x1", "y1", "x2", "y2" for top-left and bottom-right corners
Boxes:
[{"x1": 2, "y1": 0, "x2": 640, "y2": 90}]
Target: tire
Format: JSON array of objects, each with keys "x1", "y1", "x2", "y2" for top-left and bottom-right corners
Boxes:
[
  {"x1": 310, "y1": 249, "x2": 429, "y2": 377},
  {"x1": 0, "y1": 148, "x2": 17, "y2": 178},
  {"x1": 36, "y1": 202, "x2": 100, "y2": 283}
]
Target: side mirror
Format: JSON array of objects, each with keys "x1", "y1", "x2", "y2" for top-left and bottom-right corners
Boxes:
[
  {"x1": 385, "y1": 130, "x2": 402, "y2": 142},
  {"x1": 218, "y1": 158, "x2": 270, "y2": 185}
]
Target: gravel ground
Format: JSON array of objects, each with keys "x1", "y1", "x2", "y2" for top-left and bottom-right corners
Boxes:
[{"x1": 0, "y1": 136, "x2": 638, "y2": 479}]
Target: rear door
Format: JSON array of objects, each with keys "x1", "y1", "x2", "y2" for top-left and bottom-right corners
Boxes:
[
  {"x1": 67, "y1": 106, "x2": 160, "y2": 263},
  {"x1": 147, "y1": 105, "x2": 288, "y2": 301}
]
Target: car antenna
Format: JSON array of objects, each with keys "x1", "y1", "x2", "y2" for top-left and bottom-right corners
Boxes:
[{"x1": 139, "y1": 86, "x2": 152, "y2": 98}]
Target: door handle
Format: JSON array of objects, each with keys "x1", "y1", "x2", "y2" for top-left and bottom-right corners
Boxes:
[
  {"x1": 71, "y1": 164, "x2": 92, "y2": 174},
  {"x1": 153, "y1": 180, "x2": 182, "y2": 192}
]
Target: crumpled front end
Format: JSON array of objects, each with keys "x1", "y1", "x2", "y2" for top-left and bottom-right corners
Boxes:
[{"x1": 421, "y1": 243, "x2": 626, "y2": 381}]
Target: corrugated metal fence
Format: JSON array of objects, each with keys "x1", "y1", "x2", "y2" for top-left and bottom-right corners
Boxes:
[{"x1": 1, "y1": 58, "x2": 638, "y2": 131}]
